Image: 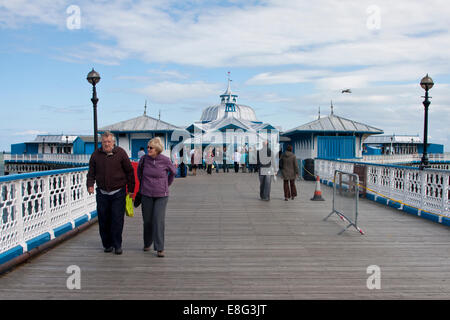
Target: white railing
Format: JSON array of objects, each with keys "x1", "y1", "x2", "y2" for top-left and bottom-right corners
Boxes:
[
  {"x1": 4, "y1": 153, "x2": 91, "y2": 165},
  {"x1": 359, "y1": 153, "x2": 450, "y2": 164},
  {"x1": 315, "y1": 159, "x2": 450, "y2": 218},
  {"x1": 0, "y1": 167, "x2": 96, "y2": 262}
]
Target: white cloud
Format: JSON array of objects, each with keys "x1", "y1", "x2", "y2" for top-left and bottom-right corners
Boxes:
[
  {"x1": 136, "y1": 81, "x2": 221, "y2": 104},
  {"x1": 3, "y1": 0, "x2": 450, "y2": 70},
  {"x1": 0, "y1": 0, "x2": 66, "y2": 27},
  {"x1": 13, "y1": 130, "x2": 48, "y2": 136},
  {"x1": 1, "y1": 0, "x2": 450, "y2": 150}
]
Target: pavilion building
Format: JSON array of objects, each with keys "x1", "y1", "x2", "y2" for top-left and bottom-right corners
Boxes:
[
  {"x1": 98, "y1": 106, "x2": 181, "y2": 159},
  {"x1": 184, "y1": 78, "x2": 278, "y2": 155},
  {"x1": 281, "y1": 103, "x2": 384, "y2": 160}
]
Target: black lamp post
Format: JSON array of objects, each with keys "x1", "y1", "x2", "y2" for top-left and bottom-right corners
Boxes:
[
  {"x1": 87, "y1": 68, "x2": 101, "y2": 151},
  {"x1": 66, "y1": 135, "x2": 69, "y2": 154},
  {"x1": 419, "y1": 74, "x2": 434, "y2": 170}
]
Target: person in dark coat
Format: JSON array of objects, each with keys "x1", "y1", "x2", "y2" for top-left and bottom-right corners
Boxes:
[
  {"x1": 87, "y1": 131, "x2": 135, "y2": 255},
  {"x1": 280, "y1": 145, "x2": 299, "y2": 201}
]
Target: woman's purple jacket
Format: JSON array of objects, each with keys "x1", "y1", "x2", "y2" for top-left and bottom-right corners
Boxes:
[{"x1": 137, "y1": 154, "x2": 176, "y2": 198}]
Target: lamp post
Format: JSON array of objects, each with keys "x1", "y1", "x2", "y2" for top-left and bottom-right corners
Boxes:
[
  {"x1": 87, "y1": 68, "x2": 101, "y2": 152},
  {"x1": 419, "y1": 74, "x2": 434, "y2": 170},
  {"x1": 66, "y1": 135, "x2": 69, "y2": 154}
]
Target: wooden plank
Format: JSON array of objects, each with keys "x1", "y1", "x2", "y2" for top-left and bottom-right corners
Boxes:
[{"x1": 0, "y1": 170, "x2": 449, "y2": 299}]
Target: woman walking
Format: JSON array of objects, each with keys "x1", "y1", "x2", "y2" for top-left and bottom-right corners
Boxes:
[
  {"x1": 280, "y1": 145, "x2": 299, "y2": 201},
  {"x1": 206, "y1": 147, "x2": 214, "y2": 175},
  {"x1": 137, "y1": 137, "x2": 176, "y2": 257}
]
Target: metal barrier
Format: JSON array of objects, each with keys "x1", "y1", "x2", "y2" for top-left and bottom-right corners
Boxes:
[
  {"x1": 315, "y1": 158, "x2": 450, "y2": 220},
  {"x1": 323, "y1": 170, "x2": 364, "y2": 235}
]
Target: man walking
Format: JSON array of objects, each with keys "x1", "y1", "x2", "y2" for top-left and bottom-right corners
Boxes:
[
  {"x1": 234, "y1": 148, "x2": 241, "y2": 173},
  {"x1": 280, "y1": 145, "x2": 299, "y2": 201},
  {"x1": 87, "y1": 131, "x2": 135, "y2": 255},
  {"x1": 257, "y1": 140, "x2": 274, "y2": 201}
]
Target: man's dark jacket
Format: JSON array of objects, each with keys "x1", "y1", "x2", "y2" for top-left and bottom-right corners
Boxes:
[{"x1": 87, "y1": 146, "x2": 135, "y2": 193}]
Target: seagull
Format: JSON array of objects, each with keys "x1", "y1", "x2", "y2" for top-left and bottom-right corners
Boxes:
[{"x1": 341, "y1": 89, "x2": 352, "y2": 93}]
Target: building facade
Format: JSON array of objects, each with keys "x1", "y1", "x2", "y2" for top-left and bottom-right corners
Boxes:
[{"x1": 282, "y1": 105, "x2": 384, "y2": 160}]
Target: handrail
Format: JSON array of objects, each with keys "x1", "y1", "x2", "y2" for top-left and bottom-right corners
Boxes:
[
  {"x1": 4, "y1": 153, "x2": 91, "y2": 164},
  {"x1": 315, "y1": 158, "x2": 450, "y2": 219},
  {"x1": 0, "y1": 166, "x2": 97, "y2": 264}
]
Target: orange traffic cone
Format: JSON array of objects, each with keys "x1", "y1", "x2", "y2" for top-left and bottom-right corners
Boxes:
[{"x1": 311, "y1": 175, "x2": 325, "y2": 201}]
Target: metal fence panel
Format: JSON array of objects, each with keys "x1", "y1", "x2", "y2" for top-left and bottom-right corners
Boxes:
[{"x1": 324, "y1": 170, "x2": 364, "y2": 235}]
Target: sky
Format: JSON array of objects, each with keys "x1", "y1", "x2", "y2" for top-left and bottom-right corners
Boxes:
[{"x1": 0, "y1": 0, "x2": 449, "y2": 152}]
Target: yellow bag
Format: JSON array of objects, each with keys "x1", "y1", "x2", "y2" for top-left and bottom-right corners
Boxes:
[{"x1": 125, "y1": 194, "x2": 134, "y2": 217}]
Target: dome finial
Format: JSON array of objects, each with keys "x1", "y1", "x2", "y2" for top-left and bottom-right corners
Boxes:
[
  {"x1": 220, "y1": 71, "x2": 238, "y2": 104},
  {"x1": 226, "y1": 71, "x2": 232, "y2": 94}
]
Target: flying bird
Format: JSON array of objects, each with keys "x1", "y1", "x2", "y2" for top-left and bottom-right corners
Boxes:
[{"x1": 341, "y1": 89, "x2": 352, "y2": 93}]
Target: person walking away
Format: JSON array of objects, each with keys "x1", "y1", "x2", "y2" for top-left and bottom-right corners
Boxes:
[
  {"x1": 138, "y1": 137, "x2": 176, "y2": 257},
  {"x1": 215, "y1": 147, "x2": 222, "y2": 173},
  {"x1": 249, "y1": 146, "x2": 257, "y2": 173},
  {"x1": 280, "y1": 145, "x2": 299, "y2": 201},
  {"x1": 240, "y1": 146, "x2": 247, "y2": 173},
  {"x1": 87, "y1": 131, "x2": 135, "y2": 255},
  {"x1": 223, "y1": 146, "x2": 229, "y2": 172},
  {"x1": 179, "y1": 148, "x2": 186, "y2": 178},
  {"x1": 234, "y1": 148, "x2": 241, "y2": 173},
  {"x1": 206, "y1": 147, "x2": 214, "y2": 175},
  {"x1": 137, "y1": 147, "x2": 146, "y2": 160},
  {"x1": 191, "y1": 149, "x2": 198, "y2": 176},
  {"x1": 257, "y1": 141, "x2": 273, "y2": 201}
]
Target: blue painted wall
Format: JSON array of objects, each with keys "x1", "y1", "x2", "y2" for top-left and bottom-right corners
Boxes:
[
  {"x1": 363, "y1": 145, "x2": 382, "y2": 155},
  {"x1": 73, "y1": 138, "x2": 100, "y2": 154},
  {"x1": 11, "y1": 143, "x2": 38, "y2": 154},
  {"x1": 131, "y1": 139, "x2": 149, "y2": 159},
  {"x1": 11, "y1": 143, "x2": 26, "y2": 154},
  {"x1": 317, "y1": 136, "x2": 355, "y2": 159},
  {"x1": 27, "y1": 144, "x2": 38, "y2": 154},
  {"x1": 418, "y1": 143, "x2": 444, "y2": 154},
  {"x1": 73, "y1": 138, "x2": 85, "y2": 154}
]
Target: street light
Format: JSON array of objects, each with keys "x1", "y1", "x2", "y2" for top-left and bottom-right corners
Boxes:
[
  {"x1": 86, "y1": 68, "x2": 101, "y2": 152},
  {"x1": 66, "y1": 135, "x2": 69, "y2": 154},
  {"x1": 419, "y1": 74, "x2": 434, "y2": 170}
]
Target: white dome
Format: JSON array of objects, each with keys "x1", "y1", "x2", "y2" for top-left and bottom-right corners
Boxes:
[{"x1": 200, "y1": 104, "x2": 258, "y2": 122}]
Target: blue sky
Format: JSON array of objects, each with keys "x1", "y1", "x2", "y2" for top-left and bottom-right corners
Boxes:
[{"x1": 1, "y1": 0, "x2": 449, "y2": 152}]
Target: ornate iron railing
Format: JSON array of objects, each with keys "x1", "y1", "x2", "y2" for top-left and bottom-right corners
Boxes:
[
  {"x1": 4, "y1": 153, "x2": 91, "y2": 165},
  {"x1": 0, "y1": 167, "x2": 96, "y2": 264},
  {"x1": 315, "y1": 159, "x2": 450, "y2": 219}
]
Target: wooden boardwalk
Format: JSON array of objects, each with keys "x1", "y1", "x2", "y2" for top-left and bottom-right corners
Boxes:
[{"x1": 0, "y1": 170, "x2": 449, "y2": 300}]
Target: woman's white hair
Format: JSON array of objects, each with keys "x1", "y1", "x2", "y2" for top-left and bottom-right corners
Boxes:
[{"x1": 148, "y1": 137, "x2": 164, "y2": 154}]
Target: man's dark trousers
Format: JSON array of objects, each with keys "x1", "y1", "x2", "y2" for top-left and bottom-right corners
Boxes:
[{"x1": 96, "y1": 188, "x2": 126, "y2": 250}]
